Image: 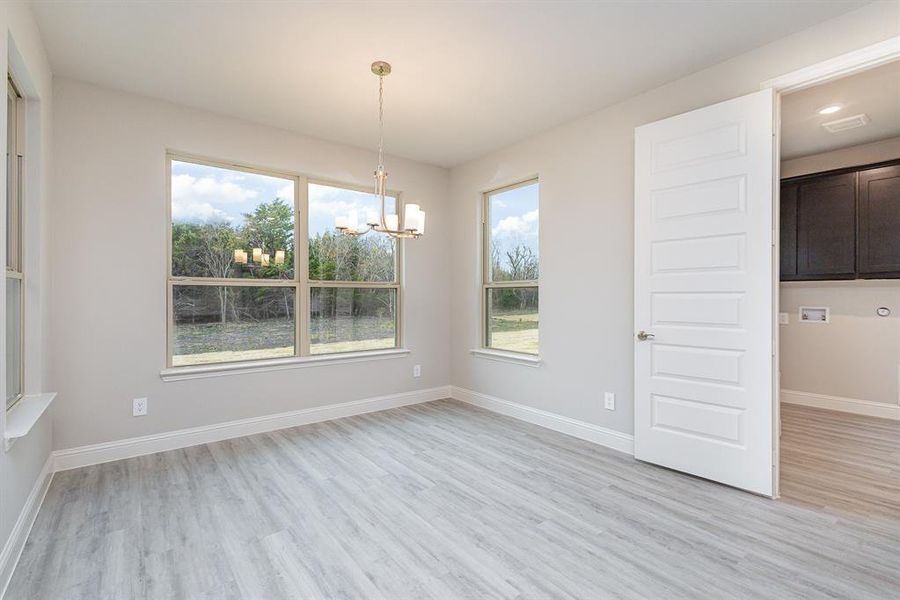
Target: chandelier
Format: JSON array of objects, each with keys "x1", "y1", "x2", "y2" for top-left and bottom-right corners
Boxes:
[
  {"x1": 335, "y1": 61, "x2": 425, "y2": 239},
  {"x1": 233, "y1": 247, "x2": 285, "y2": 268}
]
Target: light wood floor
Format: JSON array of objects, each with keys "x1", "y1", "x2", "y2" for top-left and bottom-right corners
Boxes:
[
  {"x1": 9, "y1": 400, "x2": 900, "y2": 599},
  {"x1": 780, "y1": 403, "x2": 900, "y2": 519}
]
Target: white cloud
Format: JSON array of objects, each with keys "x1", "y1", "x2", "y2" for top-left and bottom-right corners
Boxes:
[
  {"x1": 171, "y1": 173, "x2": 259, "y2": 224},
  {"x1": 493, "y1": 209, "x2": 539, "y2": 238},
  {"x1": 276, "y1": 184, "x2": 294, "y2": 201}
]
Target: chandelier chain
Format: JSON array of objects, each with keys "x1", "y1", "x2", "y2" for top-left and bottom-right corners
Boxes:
[{"x1": 377, "y1": 74, "x2": 385, "y2": 170}]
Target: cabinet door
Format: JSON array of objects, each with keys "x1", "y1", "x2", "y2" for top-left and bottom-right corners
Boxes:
[
  {"x1": 780, "y1": 182, "x2": 798, "y2": 280},
  {"x1": 858, "y1": 164, "x2": 900, "y2": 277},
  {"x1": 796, "y1": 172, "x2": 856, "y2": 279}
]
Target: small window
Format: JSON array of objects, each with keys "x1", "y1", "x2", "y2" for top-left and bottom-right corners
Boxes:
[
  {"x1": 5, "y1": 78, "x2": 24, "y2": 409},
  {"x1": 483, "y1": 179, "x2": 539, "y2": 354}
]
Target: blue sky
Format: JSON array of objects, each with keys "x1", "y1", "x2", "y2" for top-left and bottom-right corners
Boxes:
[
  {"x1": 171, "y1": 160, "x2": 397, "y2": 236},
  {"x1": 489, "y1": 182, "x2": 539, "y2": 257},
  {"x1": 171, "y1": 160, "x2": 293, "y2": 226}
]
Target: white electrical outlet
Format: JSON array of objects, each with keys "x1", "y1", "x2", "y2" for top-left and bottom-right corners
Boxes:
[
  {"x1": 413, "y1": 364, "x2": 421, "y2": 378},
  {"x1": 133, "y1": 397, "x2": 148, "y2": 417},
  {"x1": 604, "y1": 392, "x2": 615, "y2": 411}
]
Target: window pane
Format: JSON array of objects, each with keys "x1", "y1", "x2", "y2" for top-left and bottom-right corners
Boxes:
[
  {"x1": 6, "y1": 277, "x2": 22, "y2": 407},
  {"x1": 488, "y1": 181, "x2": 539, "y2": 282},
  {"x1": 309, "y1": 287, "x2": 397, "y2": 354},
  {"x1": 308, "y1": 183, "x2": 396, "y2": 282},
  {"x1": 171, "y1": 160, "x2": 295, "y2": 279},
  {"x1": 172, "y1": 285, "x2": 295, "y2": 366},
  {"x1": 486, "y1": 287, "x2": 538, "y2": 354}
]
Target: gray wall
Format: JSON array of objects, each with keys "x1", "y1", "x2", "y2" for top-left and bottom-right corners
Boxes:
[
  {"x1": 47, "y1": 79, "x2": 451, "y2": 450},
  {"x1": 780, "y1": 281, "x2": 900, "y2": 404},
  {"x1": 448, "y1": 2, "x2": 900, "y2": 436},
  {"x1": 0, "y1": 0, "x2": 54, "y2": 563}
]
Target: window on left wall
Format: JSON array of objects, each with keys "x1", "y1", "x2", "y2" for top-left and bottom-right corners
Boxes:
[
  {"x1": 166, "y1": 155, "x2": 402, "y2": 368},
  {"x1": 5, "y1": 78, "x2": 24, "y2": 409}
]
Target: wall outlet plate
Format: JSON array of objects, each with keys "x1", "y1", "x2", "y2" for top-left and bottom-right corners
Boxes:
[
  {"x1": 133, "y1": 397, "x2": 148, "y2": 417},
  {"x1": 413, "y1": 364, "x2": 421, "y2": 378},
  {"x1": 604, "y1": 392, "x2": 615, "y2": 411},
  {"x1": 779, "y1": 312, "x2": 789, "y2": 325}
]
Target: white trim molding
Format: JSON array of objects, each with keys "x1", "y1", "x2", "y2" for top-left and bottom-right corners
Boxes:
[
  {"x1": 781, "y1": 389, "x2": 900, "y2": 421},
  {"x1": 0, "y1": 456, "x2": 54, "y2": 599},
  {"x1": 762, "y1": 36, "x2": 900, "y2": 93},
  {"x1": 54, "y1": 386, "x2": 451, "y2": 471},
  {"x1": 160, "y1": 348, "x2": 411, "y2": 381},
  {"x1": 450, "y1": 386, "x2": 634, "y2": 455},
  {"x1": 469, "y1": 348, "x2": 542, "y2": 367}
]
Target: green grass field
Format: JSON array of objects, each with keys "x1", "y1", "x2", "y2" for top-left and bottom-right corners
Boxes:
[
  {"x1": 489, "y1": 311, "x2": 539, "y2": 354},
  {"x1": 173, "y1": 316, "x2": 395, "y2": 365}
]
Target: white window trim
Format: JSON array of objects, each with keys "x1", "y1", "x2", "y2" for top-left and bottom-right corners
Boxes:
[
  {"x1": 470, "y1": 348, "x2": 542, "y2": 367},
  {"x1": 164, "y1": 152, "x2": 405, "y2": 378},
  {"x1": 481, "y1": 178, "x2": 540, "y2": 357},
  {"x1": 5, "y1": 77, "x2": 25, "y2": 411},
  {"x1": 160, "y1": 348, "x2": 410, "y2": 382}
]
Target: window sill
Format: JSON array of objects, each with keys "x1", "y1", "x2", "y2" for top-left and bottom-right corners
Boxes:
[
  {"x1": 5, "y1": 392, "x2": 57, "y2": 451},
  {"x1": 160, "y1": 348, "x2": 411, "y2": 382},
  {"x1": 470, "y1": 348, "x2": 542, "y2": 367}
]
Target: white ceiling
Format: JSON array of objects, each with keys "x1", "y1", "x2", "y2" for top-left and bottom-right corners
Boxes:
[
  {"x1": 781, "y1": 60, "x2": 900, "y2": 160},
  {"x1": 32, "y1": 0, "x2": 868, "y2": 167}
]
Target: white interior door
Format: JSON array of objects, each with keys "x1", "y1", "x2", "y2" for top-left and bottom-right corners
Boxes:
[{"x1": 634, "y1": 89, "x2": 776, "y2": 497}]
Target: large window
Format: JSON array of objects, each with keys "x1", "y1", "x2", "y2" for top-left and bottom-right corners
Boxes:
[
  {"x1": 6, "y1": 79, "x2": 23, "y2": 408},
  {"x1": 483, "y1": 179, "x2": 539, "y2": 355},
  {"x1": 167, "y1": 155, "x2": 400, "y2": 367}
]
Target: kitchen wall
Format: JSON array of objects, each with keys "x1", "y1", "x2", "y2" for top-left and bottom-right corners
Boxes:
[
  {"x1": 0, "y1": 0, "x2": 53, "y2": 584},
  {"x1": 448, "y1": 2, "x2": 900, "y2": 435},
  {"x1": 48, "y1": 79, "x2": 451, "y2": 450}
]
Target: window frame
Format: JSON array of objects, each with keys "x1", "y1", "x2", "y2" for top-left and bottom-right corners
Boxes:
[
  {"x1": 6, "y1": 77, "x2": 25, "y2": 410},
  {"x1": 165, "y1": 152, "x2": 403, "y2": 369},
  {"x1": 481, "y1": 178, "x2": 540, "y2": 356}
]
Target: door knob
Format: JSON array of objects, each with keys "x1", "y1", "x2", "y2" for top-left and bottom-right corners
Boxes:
[{"x1": 636, "y1": 330, "x2": 655, "y2": 341}]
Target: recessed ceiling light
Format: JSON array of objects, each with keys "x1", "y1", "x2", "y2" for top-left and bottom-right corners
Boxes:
[{"x1": 818, "y1": 104, "x2": 843, "y2": 115}]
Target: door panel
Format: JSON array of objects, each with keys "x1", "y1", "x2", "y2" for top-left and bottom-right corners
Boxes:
[
  {"x1": 858, "y1": 164, "x2": 900, "y2": 276},
  {"x1": 780, "y1": 182, "x2": 798, "y2": 279},
  {"x1": 634, "y1": 88, "x2": 775, "y2": 496},
  {"x1": 796, "y1": 173, "x2": 856, "y2": 278}
]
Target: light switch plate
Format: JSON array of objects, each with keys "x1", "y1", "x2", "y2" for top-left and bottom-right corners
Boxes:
[{"x1": 779, "y1": 312, "x2": 789, "y2": 325}]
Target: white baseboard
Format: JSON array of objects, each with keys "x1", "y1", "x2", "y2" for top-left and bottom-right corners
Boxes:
[
  {"x1": 781, "y1": 389, "x2": 900, "y2": 421},
  {"x1": 450, "y1": 385, "x2": 634, "y2": 455},
  {"x1": 53, "y1": 386, "x2": 451, "y2": 472},
  {"x1": 0, "y1": 455, "x2": 54, "y2": 599}
]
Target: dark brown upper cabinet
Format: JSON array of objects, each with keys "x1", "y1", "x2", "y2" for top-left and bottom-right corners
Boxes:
[
  {"x1": 796, "y1": 172, "x2": 856, "y2": 279},
  {"x1": 781, "y1": 159, "x2": 900, "y2": 281},
  {"x1": 780, "y1": 181, "x2": 798, "y2": 279},
  {"x1": 858, "y1": 164, "x2": 900, "y2": 277}
]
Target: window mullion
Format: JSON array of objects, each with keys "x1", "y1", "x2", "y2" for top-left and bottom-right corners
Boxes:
[{"x1": 297, "y1": 175, "x2": 310, "y2": 357}]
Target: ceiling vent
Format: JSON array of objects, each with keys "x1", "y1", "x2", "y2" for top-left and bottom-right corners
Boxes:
[{"x1": 822, "y1": 113, "x2": 870, "y2": 133}]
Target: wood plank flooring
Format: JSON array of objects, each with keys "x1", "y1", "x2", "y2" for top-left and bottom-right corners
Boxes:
[
  {"x1": 780, "y1": 403, "x2": 900, "y2": 519},
  {"x1": 8, "y1": 400, "x2": 900, "y2": 599}
]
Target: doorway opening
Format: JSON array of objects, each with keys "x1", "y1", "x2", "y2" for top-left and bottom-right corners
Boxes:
[{"x1": 776, "y1": 56, "x2": 900, "y2": 517}]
